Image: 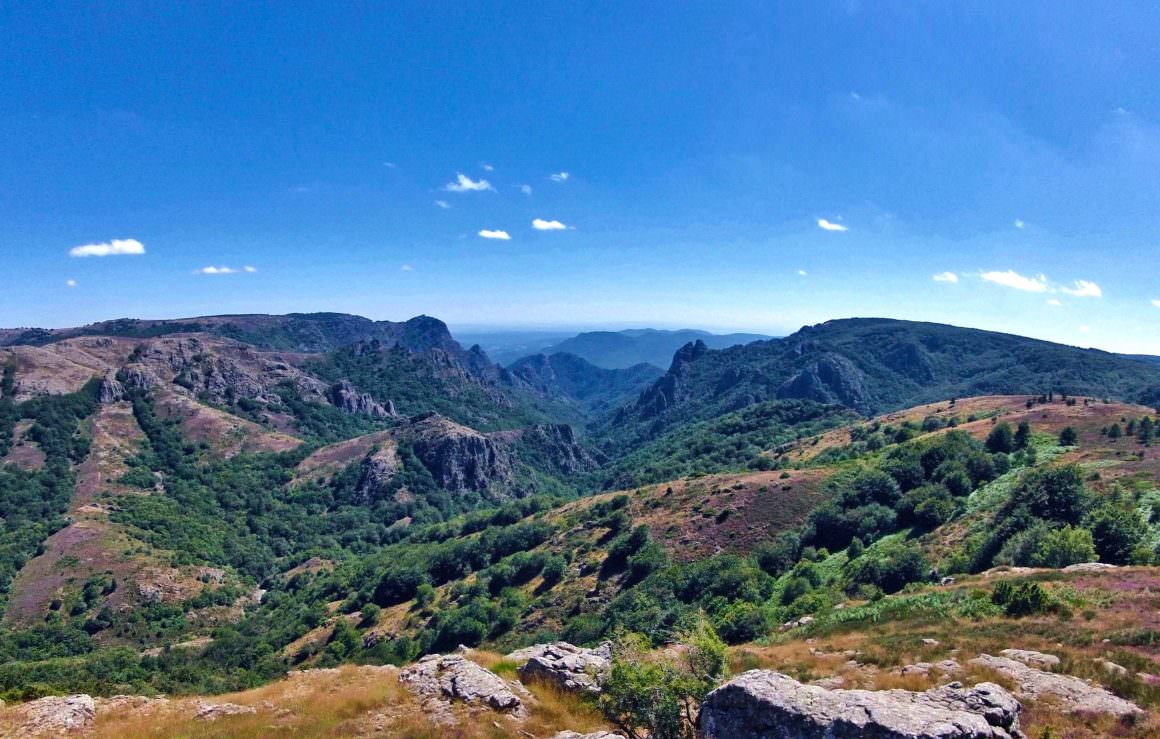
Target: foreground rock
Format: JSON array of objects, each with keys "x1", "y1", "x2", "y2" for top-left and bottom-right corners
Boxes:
[
  {"x1": 970, "y1": 654, "x2": 1143, "y2": 718},
  {"x1": 194, "y1": 701, "x2": 258, "y2": 720},
  {"x1": 551, "y1": 732, "x2": 626, "y2": 739},
  {"x1": 700, "y1": 671, "x2": 1023, "y2": 739},
  {"x1": 515, "y1": 642, "x2": 612, "y2": 694},
  {"x1": 997, "y1": 649, "x2": 1059, "y2": 671},
  {"x1": 400, "y1": 654, "x2": 527, "y2": 723},
  {"x1": 7, "y1": 694, "x2": 95, "y2": 736}
]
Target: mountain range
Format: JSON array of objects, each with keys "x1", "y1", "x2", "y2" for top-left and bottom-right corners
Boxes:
[{"x1": 1, "y1": 310, "x2": 1160, "y2": 737}]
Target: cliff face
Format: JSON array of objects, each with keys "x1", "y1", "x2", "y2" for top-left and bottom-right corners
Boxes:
[{"x1": 403, "y1": 415, "x2": 516, "y2": 493}]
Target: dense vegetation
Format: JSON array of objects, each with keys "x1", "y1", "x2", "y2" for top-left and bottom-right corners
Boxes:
[{"x1": 0, "y1": 378, "x2": 101, "y2": 615}]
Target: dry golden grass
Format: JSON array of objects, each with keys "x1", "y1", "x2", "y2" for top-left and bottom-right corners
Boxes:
[{"x1": 76, "y1": 655, "x2": 616, "y2": 739}]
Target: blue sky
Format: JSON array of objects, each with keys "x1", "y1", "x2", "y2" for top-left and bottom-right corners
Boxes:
[{"x1": 3, "y1": 2, "x2": 1160, "y2": 352}]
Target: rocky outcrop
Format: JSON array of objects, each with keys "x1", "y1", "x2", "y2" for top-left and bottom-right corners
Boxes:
[
  {"x1": 551, "y1": 732, "x2": 626, "y2": 739},
  {"x1": 969, "y1": 654, "x2": 1143, "y2": 717},
  {"x1": 515, "y1": 424, "x2": 602, "y2": 475},
  {"x1": 406, "y1": 416, "x2": 515, "y2": 493},
  {"x1": 998, "y1": 649, "x2": 1059, "y2": 671},
  {"x1": 399, "y1": 654, "x2": 526, "y2": 722},
  {"x1": 329, "y1": 380, "x2": 392, "y2": 418},
  {"x1": 193, "y1": 701, "x2": 257, "y2": 720},
  {"x1": 699, "y1": 671, "x2": 1023, "y2": 739},
  {"x1": 777, "y1": 353, "x2": 871, "y2": 412},
  {"x1": 514, "y1": 642, "x2": 611, "y2": 694},
  {"x1": 98, "y1": 374, "x2": 125, "y2": 404},
  {"x1": 9, "y1": 694, "x2": 95, "y2": 735},
  {"x1": 354, "y1": 446, "x2": 400, "y2": 503}
]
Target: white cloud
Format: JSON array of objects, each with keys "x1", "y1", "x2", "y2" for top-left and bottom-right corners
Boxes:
[
  {"x1": 816, "y1": 218, "x2": 848, "y2": 232},
  {"x1": 549, "y1": 171, "x2": 570, "y2": 182},
  {"x1": 1060, "y1": 280, "x2": 1102, "y2": 298},
  {"x1": 443, "y1": 173, "x2": 494, "y2": 192},
  {"x1": 1079, "y1": 325, "x2": 1091, "y2": 333},
  {"x1": 401, "y1": 264, "x2": 414, "y2": 272},
  {"x1": 1014, "y1": 219, "x2": 1025, "y2": 229},
  {"x1": 797, "y1": 269, "x2": 808, "y2": 277},
  {"x1": 383, "y1": 161, "x2": 397, "y2": 168},
  {"x1": 478, "y1": 229, "x2": 511, "y2": 240},
  {"x1": 1152, "y1": 299, "x2": 1160, "y2": 309},
  {"x1": 69, "y1": 238, "x2": 146, "y2": 257},
  {"x1": 434, "y1": 199, "x2": 451, "y2": 209},
  {"x1": 1046, "y1": 298, "x2": 1063, "y2": 307},
  {"x1": 481, "y1": 163, "x2": 494, "y2": 172},
  {"x1": 980, "y1": 270, "x2": 1049, "y2": 293},
  {"x1": 194, "y1": 265, "x2": 254, "y2": 275},
  {"x1": 520, "y1": 184, "x2": 532, "y2": 195},
  {"x1": 66, "y1": 279, "x2": 77, "y2": 288},
  {"x1": 932, "y1": 272, "x2": 959, "y2": 283},
  {"x1": 532, "y1": 218, "x2": 570, "y2": 231}
]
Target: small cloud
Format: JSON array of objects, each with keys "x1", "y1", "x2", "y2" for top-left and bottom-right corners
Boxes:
[
  {"x1": 980, "y1": 270, "x2": 1048, "y2": 293},
  {"x1": 549, "y1": 171, "x2": 570, "y2": 182},
  {"x1": 850, "y1": 91, "x2": 861, "y2": 100},
  {"x1": 520, "y1": 184, "x2": 532, "y2": 195},
  {"x1": 1114, "y1": 106, "x2": 1129, "y2": 116},
  {"x1": 532, "y1": 218, "x2": 570, "y2": 231},
  {"x1": 434, "y1": 199, "x2": 451, "y2": 209},
  {"x1": 817, "y1": 218, "x2": 848, "y2": 232},
  {"x1": 288, "y1": 185, "x2": 311, "y2": 193},
  {"x1": 69, "y1": 238, "x2": 146, "y2": 257},
  {"x1": 444, "y1": 173, "x2": 494, "y2": 193},
  {"x1": 932, "y1": 272, "x2": 959, "y2": 283},
  {"x1": 194, "y1": 265, "x2": 254, "y2": 275},
  {"x1": 401, "y1": 264, "x2": 414, "y2": 272},
  {"x1": 1060, "y1": 280, "x2": 1102, "y2": 298},
  {"x1": 1014, "y1": 219, "x2": 1025, "y2": 229},
  {"x1": 383, "y1": 161, "x2": 397, "y2": 168},
  {"x1": 1079, "y1": 325, "x2": 1091, "y2": 333},
  {"x1": 1151, "y1": 299, "x2": 1160, "y2": 309},
  {"x1": 1046, "y1": 298, "x2": 1063, "y2": 307},
  {"x1": 481, "y1": 163, "x2": 494, "y2": 172},
  {"x1": 66, "y1": 279, "x2": 77, "y2": 288},
  {"x1": 478, "y1": 229, "x2": 511, "y2": 240},
  {"x1": 797, "y1": 269, "x2": 808, "y2": 277}
]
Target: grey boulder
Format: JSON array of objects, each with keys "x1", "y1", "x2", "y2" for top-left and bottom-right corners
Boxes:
[{"x1": 699, "y1": 670, "x2": 1023, "y2": 739}]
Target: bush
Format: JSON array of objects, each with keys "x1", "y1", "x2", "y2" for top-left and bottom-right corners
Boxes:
[
  {"x1": 1087, "y1": 505, "x2": 1149, "y2": 565},
  {"x1": 1059, "y1": 427, "x2": 1079, "y2": 446},
  {"x1": 991, "y1": 580, "x2": 1056, "y2": 617},
  {"x1": 600, "y1": 618, "x2": 726, "y2": 739},
  {"x1": 1029, "y1": 525, "x2": 1097, "y2": 568},
  {"x1": 754, "y1": 533, "x2": 799, "y2": 577},
  {"x1": 847, "y1": 543, "x2": 928, "y2": 594},
  {"x1": 986, "y1": 423, "x2": 1015, "y2": 453}
]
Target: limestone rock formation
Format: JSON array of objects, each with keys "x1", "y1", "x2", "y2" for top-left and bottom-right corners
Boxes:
[
  {"x1": 329, "y1": 380, "x2": 392, "y2": 417},
  {"x1": 514, "y1": 642, "x2": 612, "y2": 694},
  {"x1": 98, "y1": 373, "x2": 125, "y2": 404},
  {"x1": 969, "y1": 654, "x2": 1143, "y2": 717},
  {"x1": 8, "y1": 694, "x2": 95, "y2": 736},
  {"x1": 699, "y1": 671, "x2": 1023, "y2": 739},
  {"x1": 399, "y1": 654, "x2": 527, "y2": 723},
  {"x1": 193, "y1": 701, "x2": 258, "y2": 720},
  {"x1": 405, "y1": 415, "x2": 516, "y2": 493},
  {"x1": 354, "y1": 445, "x2": 401, "y2": 503},
  {"x1": 997, "y1": 649, "x2": 1060, "y2": 671}
]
